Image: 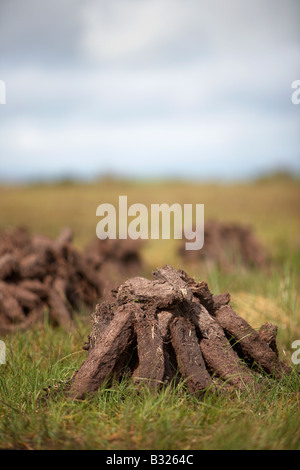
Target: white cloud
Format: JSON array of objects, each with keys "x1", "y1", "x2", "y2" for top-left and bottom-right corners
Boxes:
[
  {"x1": 79, "y1": 0, "x2": 188, "y2": 63},
  {"x1": 78, "y1": 0, "x2": 300, "y2": 65},
  {"x1": 4, "y1": 43, "x2": 298, "y2": 120},
  {"x1": 1, "y1": 108, "x2": 298, "y2": 181},
  {"x1": 0, "y1": 0, "x2": 299, "y2": 181}
]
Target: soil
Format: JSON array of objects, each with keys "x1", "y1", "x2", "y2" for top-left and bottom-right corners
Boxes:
[
  {"x1": 179, "y1": 220, "x2": 267, "y2": 271},
  {"x1": 85, "y1": 238, "x2": 144, "y2": 299},
  {"x1": 0, "y1": 228, "x2": 145, "y2": 332},
  {"x1": 0, "y1": 227, "x2": 103, "y2": 332},
  {"x1": 69, "y1": 265, "x2": 291, "y2": 399}
]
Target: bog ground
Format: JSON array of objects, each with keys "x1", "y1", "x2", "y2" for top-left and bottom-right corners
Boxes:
[{"x1": 0, "y1": 176, "x2": 299, "y2": 450}]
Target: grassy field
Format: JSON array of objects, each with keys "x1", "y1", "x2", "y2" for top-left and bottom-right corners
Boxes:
[{"x1": 0, "y1": 176, "x2": 300, "y2": 450}]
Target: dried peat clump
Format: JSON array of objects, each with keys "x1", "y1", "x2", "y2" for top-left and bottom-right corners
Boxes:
[
  {"x1": 179, "y1": 220, "x2": 266, "y2": 271},
  {"x1": 69, "y1": 265, "x2": 290, "y2": 399},
  {"x1": 85, "y1": 237, "x2": 144, "y2": 298},
  {"x1": 0, "y1": 227, "x2": 103, "y2": 332}
]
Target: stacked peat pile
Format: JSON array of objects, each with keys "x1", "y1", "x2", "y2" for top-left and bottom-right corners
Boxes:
[
  {"x1": 0, "y1": 227, "x2": 103, "y2": 333},
  {"x1": 179, "y1": 220, "x2": 266, "y2": 271},
  {"x1": 69, "y1": 265, "x2": 290, "y2": 399},
  {"x1": 85, "y1": 238, "x2": 144, "y2": 298}
]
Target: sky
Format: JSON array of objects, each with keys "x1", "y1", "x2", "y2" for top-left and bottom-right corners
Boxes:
[{"x1": 0, "y1": 0, "x2": 299, "y2": 182}]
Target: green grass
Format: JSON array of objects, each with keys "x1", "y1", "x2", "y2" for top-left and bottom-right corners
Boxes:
[
  {"x1": 0, "y1": 178, "x2": 300, "y2": 449},
  {"x1": 0, "y1": 316, "x2": 299, "y2": 450}
]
